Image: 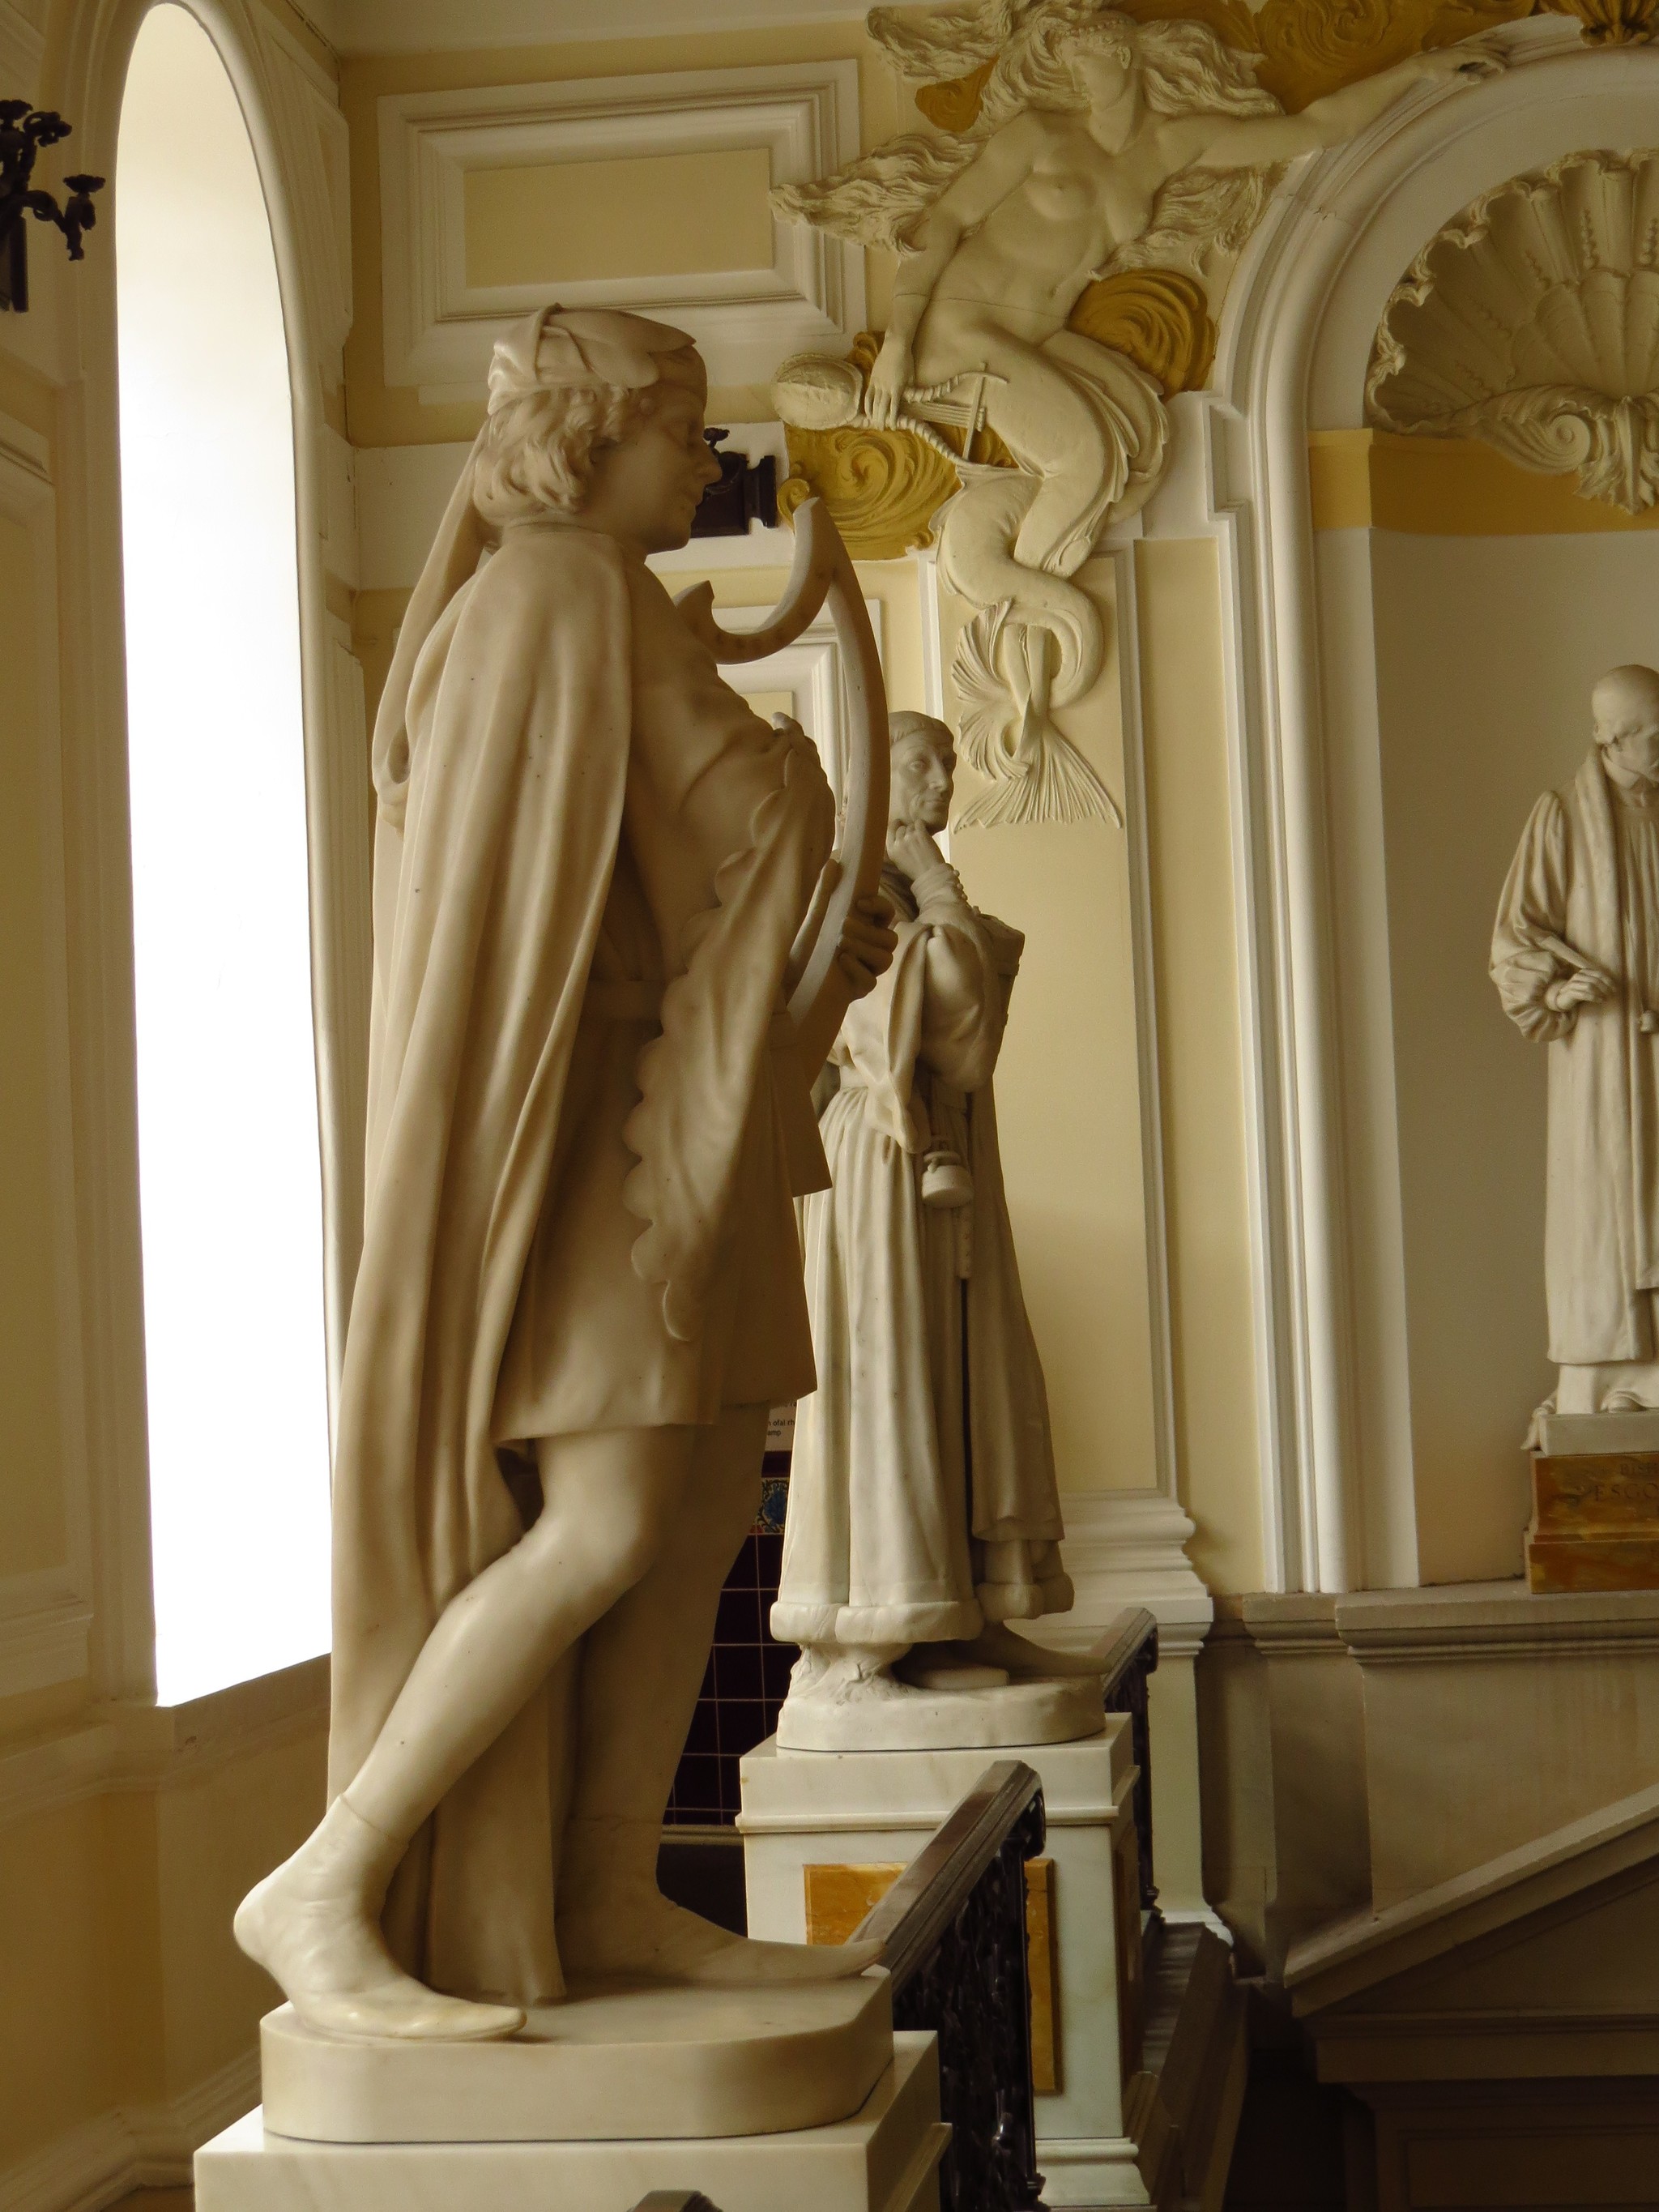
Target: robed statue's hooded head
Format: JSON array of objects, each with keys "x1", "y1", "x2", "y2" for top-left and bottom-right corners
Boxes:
[{"x1": 373, "y1": 305, "x2": 706, "y2": 826}]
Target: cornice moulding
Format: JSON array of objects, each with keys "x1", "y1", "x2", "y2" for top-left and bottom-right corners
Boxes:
[
  {"x1": 314, "y1": 0, "x2": 868, "y2": 56},
  {"x1": 1335, "y1": 1582, "x2": 1659, "y2": 1663}
]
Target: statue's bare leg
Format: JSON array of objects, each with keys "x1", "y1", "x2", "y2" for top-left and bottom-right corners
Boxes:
[
  {"x1": 556, "y1": 1406, "x2": 880, "y2": 1984},
  {"x1": 236, "y1": 1425, "x2": 695, "y2": 2041}
]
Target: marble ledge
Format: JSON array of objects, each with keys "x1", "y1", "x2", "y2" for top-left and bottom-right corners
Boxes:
[
  {"x1": 736, "y1": 1720, "x2": 1134, "y2": 1838},
  {"x1": 1209, "y1": 1594, "x2": 1346, "y2": 1657},
  {"x1": 1205, "y1": 1582, "x2": 1659, "y2": 1665},
  {"x1": 1335, "y1": 1580, "x2": 1659, "y2": 1664}
]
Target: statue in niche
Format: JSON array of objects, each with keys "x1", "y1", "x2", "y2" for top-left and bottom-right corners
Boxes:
[
  {"x1": 1493, "y1": 665, "x2": 1659, "y2": 1419},
  {"x1": 232, "y1": 306, "x2": 897, "y2": 2042},
  {"x1": 774, "y1": 0, "x2": 1501, "y2": 826},
  {"x1": 774, "y1": 711, "x2": 1104, "y2": 1752}
]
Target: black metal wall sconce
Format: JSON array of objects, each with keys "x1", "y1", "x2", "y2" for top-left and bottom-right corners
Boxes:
[
  {"x1": 691, "y1": 428, "x2": 778, "y2": 540},
  {"x1": 1, "y1": 103, "x2": 104, "y2": 313}
]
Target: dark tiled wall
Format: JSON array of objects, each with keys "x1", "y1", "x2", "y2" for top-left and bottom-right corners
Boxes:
[{"x1": 664, "y1": 1458, "x2": 795, "y2": 1825}]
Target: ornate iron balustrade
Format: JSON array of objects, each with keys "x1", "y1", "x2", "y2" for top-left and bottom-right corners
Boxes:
[{"x1": 853, "y1": 1757, "x2": 1045, "y2": 2212}]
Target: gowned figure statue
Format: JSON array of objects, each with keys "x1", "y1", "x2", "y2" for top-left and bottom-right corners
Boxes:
[
  {"x1": 774, "y1": 712, "x2": 1097, "y2": 1744},
  {"x1": 1494, "y1": 665, "x2": 1659, "y2": 1420},
  {"x1": 777, "y1": 0, "x2": 1500, "y2": 826},
  {"x1": 234, "y1": 306, "x2": 895, "y2": 2043}
]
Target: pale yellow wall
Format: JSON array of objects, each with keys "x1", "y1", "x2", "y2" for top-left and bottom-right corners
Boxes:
[
  {"x1": 1137, "y1": 538, "x2": 1264, "y2": 1595},
  {"x1": 943, "y1": 564, "x2": 1162, "y2": 1498},
  {"x1": 0, "y1": 1799, "x2": 129, "y2": 2160},
  {"x1": 339, "y1": 24, "x2": 904, "y2": 448},
  {"x1": 463, "y1": 147, "x2": 775, "y2": 290},
  {"x1": 0, "y1": 1719, "x2": 326, "y2": 2173},
  {"x1": 1366, "y1": 527, "x2": 1659, "y2": 1585}
]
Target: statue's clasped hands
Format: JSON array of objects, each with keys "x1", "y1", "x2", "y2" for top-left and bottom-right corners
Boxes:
[{"x1": 1545, "y1": 962, "x2": 1617, "y2": 1016}]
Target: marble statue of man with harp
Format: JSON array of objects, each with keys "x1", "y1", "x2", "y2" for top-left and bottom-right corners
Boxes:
[{"x1": 232, "y1": 305, "x2": 896, "y2": 2042}]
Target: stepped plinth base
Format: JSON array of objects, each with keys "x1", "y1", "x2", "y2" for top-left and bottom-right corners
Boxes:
[
  {"x1": 1528, "y1": 1413, "x2": 1659, "y2": 1594},
  {"x1": 259, "y1": 1970, "x2": 891, "y2": 2145},
  {"x1": 196, "y1": 2031, "x2": 945, "y2": 2212},
  {"x1": 774, "y1": 1672, "x2": 1104, "y2": 1752}
]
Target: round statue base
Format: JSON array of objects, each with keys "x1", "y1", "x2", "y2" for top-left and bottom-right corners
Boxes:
[
  {"x1": 774, "y1": 1672, "x2": 1105, "y2": 1752},
  {"x1": 260, "y1": 1969, "x2": 891, "y2": 2144}
]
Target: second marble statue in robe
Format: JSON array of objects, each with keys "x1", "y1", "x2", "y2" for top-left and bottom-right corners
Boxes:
[{"x1": 774, "y1": 712, "x2": 1072, "y2": 1680}]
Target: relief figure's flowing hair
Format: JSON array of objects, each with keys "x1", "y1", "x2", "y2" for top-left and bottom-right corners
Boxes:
[{"x1": 774, "y1": 0, "x2": 1282, "y2": 275}]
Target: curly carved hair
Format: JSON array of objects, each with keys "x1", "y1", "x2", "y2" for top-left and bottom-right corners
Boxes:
[{"x1": 471, "y1": 381, "x2": 663, "y2": 524}]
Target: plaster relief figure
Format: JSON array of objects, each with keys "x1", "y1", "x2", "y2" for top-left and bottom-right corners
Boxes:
[
  {"x1": 1493, "y1": 666, "x2": 1659, "y2": 1417},
  {"x1": 232, "y1": 307, "x2": 896, "y2": 2043},
  {"x1": 774, "y1": 713, "x2": 1106, "y2": 1753},
  {"x1": 775, "y1": 0, "x2": 1501, "y2": 826}
]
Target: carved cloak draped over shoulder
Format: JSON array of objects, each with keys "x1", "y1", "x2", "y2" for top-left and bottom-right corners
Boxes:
[{"x1": 331, "y1": 441, "x2": 832, "y2": 2003}]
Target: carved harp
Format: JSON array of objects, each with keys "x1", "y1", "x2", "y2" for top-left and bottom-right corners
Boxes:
[{"x1": 674, "y1": 497, "x2": 889, "y2": 1067}]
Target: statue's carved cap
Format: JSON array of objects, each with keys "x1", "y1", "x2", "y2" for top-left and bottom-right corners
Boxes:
[{"x1": 488, "y1": 305, "x2": 705, "y2": 411}]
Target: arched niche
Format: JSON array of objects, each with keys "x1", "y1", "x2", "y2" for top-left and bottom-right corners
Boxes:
[{"x1": 1174, "y1": 15, "x2": 1659, "y2": 1594}]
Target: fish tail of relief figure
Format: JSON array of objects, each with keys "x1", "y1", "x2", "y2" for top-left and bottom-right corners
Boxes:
[
  {"x1": 774, "y1": 0, "x2": 1506, "y2": 826},
  {"x1": 233, "y1": 305, "x2": 902, "y2": 2044}
]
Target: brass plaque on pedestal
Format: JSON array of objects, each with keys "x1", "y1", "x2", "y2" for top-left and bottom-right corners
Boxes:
[{"x1": 1527, "y1": 1450, "x2": 1659, "y2": 1593}]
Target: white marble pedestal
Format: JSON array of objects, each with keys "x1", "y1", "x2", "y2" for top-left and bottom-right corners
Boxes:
[
  {"x1": 195, "y1": 2031, "x2": 945, "y2": 2212},
  {"x1": 739, "y1": 1720, "x2": 1148, "y2": 2209}
]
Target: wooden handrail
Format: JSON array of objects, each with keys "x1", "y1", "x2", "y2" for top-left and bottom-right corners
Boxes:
[{"x1": 853, "y1": 1758, "x2": 1044, "y2": 1984}]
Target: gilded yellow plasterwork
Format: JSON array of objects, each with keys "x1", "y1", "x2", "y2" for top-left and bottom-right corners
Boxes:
[
  {"x1": 1550, "y1": 0, "x2": 1659, "y2": 36},
  {"x1": 778, "y1": 423, "x2": 962, "y2": 558},
  {"x1": 778, "y1": 286, "x2": 1211, "y2": 555},
  {"x1": 915, "y1": 55, "x2": 996, "y2": 130},
  {"x1": 1068, "y1": 269, "x2": 1217, "y2": 395},
  {"x1": 919, "y1": 0, "x2": 1654, "y2": 129}
]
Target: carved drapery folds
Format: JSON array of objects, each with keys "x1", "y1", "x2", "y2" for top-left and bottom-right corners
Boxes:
[{"x1": 1367, "y1": 147, "x2": 1659, "y2": 515}]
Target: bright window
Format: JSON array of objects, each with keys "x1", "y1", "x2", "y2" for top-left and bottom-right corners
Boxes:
[{"x1": 117, "y1": 4, "x2": 331, "y2": 1704}]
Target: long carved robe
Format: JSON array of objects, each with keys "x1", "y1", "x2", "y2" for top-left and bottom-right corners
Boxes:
[
  {"x1": 331, "y1": 497, "x2": 831, "y2": 2005},
  {"x1": 1492, "y1": 749, "x2": 1659, "y2": 1362},
  {"x1": 773, "y1": 858, "x2": 1070, "y2": 1650}
]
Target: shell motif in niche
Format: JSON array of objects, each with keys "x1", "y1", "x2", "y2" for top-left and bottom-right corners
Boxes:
[{"x1": 1367, "y1": 147, "x2": 1659, "y2": 515}]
